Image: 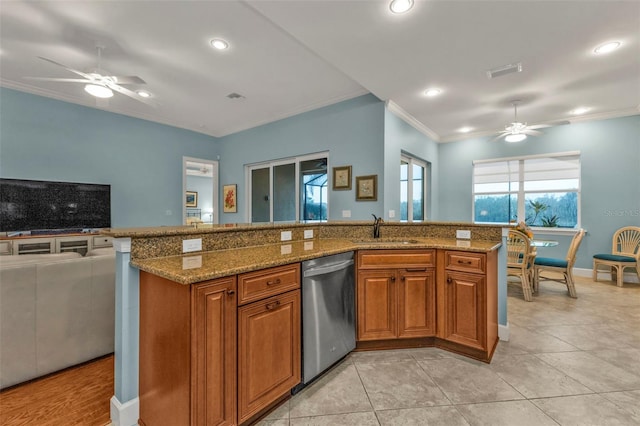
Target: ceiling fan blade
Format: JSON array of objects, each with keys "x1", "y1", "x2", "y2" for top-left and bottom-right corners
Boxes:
[
  {"x1": 528, "y1": 120, "x2": 571, "y2": 130},
  {"x1": 110, "y1": 75, "x2": 146, "y2": 85},
  {"x1": 24, "y1": 77, "x2": 91, "y2": 83},
  {"x1": 524, "y1": 129, "x2": 543, "y2": 136},
  {"x1": 489, "y1": 133, "x2": 506, "y2": 142},
  {"x1": 37, "y1": 56, "x2": 93, "y2": 80},
  {"x1": 107, "y1": 83, "x2": 157, "y2": 107}
]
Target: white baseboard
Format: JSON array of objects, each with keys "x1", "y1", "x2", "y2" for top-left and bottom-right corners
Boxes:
[
  {"x1": 575, "y1": 267, "x2": 640, "y2": 284},
  {"x1": 498, "y1": 322, "x2": 510, "y2": 341},
  {"x1": 110, "y1": 396, "x2": 139, "y2": 426}
]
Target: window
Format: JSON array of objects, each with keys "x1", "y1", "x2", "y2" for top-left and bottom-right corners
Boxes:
[
  {"x1": 400, "y1": 155, "x2": 427, "y2": 222},
  {"x1": 473, "y1": 152, "x2": 580, "y2": 228},
  {"x1": 247, "y1": 153, "x2": 328, "y2": 223}
]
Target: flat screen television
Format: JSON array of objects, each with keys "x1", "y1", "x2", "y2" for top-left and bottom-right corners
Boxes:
[{"x1": 0, "y1": 178, "x2": 111, "y2": 233}]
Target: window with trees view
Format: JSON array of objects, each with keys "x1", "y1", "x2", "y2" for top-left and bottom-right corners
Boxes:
[
  {"x1": 473, "y1": 152, "x2": 580, "y2": 228},
  {"x1": 400, "y1": 155, "x2": 427, "y2": 222}
]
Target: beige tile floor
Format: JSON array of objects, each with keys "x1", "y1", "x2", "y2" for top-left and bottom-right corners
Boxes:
[{"x1": 258, "y1": 276, "x2": 640, "y2": 426}]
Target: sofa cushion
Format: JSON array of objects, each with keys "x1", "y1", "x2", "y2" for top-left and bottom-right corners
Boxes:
[
  {"x1": 85, "y1": 247, "x2": 116, "y2": 257},
  {"x1": 0, "y1": 252, "x2": 82, "y2": 266}
]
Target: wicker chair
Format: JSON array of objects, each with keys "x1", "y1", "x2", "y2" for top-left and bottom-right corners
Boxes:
[
  {"x1": 533, "y1": 229, "x2": 585, "y2": 298},
  {"x1": 593, "y1": 226, "x2": 640, "y2": 287},
  {"x1": 507, "y1": 229, "x2": 535, "y2": 302}
]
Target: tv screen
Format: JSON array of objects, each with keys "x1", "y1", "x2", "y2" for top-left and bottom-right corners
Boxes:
[{"x1": 0, "y1": 178, "x2": 111, "y2": 233}]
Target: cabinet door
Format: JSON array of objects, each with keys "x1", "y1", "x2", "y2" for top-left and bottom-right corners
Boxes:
[
  {"x1": 443, "y1": 271, "x2": 486, "y2": 350},
  {"x1": 238, "y1": 290, "x2": 301, "y2": 424},
  {"x1": 193, "y1": 277, "x2": 237, "y2": 426},
  {"x1": 357, "y1": 269, "x2": 397, "y2": 341},
  {"x1": 398, "y1": 269, "x2": 436, "y2": 338}
]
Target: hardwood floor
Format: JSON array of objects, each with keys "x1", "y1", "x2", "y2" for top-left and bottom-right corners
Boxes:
[{"x1": 0, "y1": 355, "x2": 113, "y2": 426}]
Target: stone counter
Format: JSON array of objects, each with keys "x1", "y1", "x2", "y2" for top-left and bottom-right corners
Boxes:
[{"x1": 132, "y1": 237, "x2": 501, "y2": 284}]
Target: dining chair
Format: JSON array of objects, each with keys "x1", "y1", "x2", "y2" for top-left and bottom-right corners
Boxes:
[
  {"x1": 593, "y1": 226, "x2": 640, "y2": 287},
  {"x1": 507, "y1": 229, "x2": 535, "y2": 302},
  {"x1": 533, "y1": 229, "x2": 585, "y2": 298}
]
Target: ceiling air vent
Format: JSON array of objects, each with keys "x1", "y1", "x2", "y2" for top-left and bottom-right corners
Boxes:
[
  {"x1": 486, "y1": 62, "x2": 522, "y2": 79},
  {"x1": 226, "y1": 92, "x2": 245, "y2": 99}
]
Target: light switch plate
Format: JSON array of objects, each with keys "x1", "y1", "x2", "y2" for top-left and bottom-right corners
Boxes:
[
  {"x1": 304, "y1": 229, "x2": 314, "y2": 239},
  {"x1": 281, "y1": 231, "x2": 292, "y2": 241},
  {"x1": 183, "y1": 238, "x2": 202, "y2": 253},
  {"x1": 182, "y1": 255, "x2": 202, "y2": 269},
  {"x1": 388, "y1": 210, "x2": 395, "y2": 218},
  {"x1": 342, "y1": 210, "x2": 351, "y2": 218},
  {"x1": 456, "y1": 230, "x2": 471, "y2": 239}
]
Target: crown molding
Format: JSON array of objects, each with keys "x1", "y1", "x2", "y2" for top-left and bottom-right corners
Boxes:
[{"x1": 385, "y1": 100, "x2": 440, "y2": 142}]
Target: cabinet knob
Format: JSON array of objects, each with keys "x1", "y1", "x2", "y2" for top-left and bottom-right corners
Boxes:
[
  {"x1": 266, "y1": 300, "x2": 281, "y2": 310},
  {"x1": 227, "y1": 289, "x2": 235, "y2": 296},
  {"x1": 400, "y1": 275, "x2": 405, "y2": 281},
  {"x1": 447, "y1": 277, "x2": 452, "y2": 284},
  {"x1": 390, "y1": 275, "x2": 396, "y2": 282}
]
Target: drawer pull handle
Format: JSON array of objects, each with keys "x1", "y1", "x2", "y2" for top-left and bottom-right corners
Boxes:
[
  {"x1": 457, "y1": 260, "x2": 473, "y2": 265},
  {"x1": 227, "y1": 289, "x2": 235, "y2": 296},
  {"x1": 266, "y1": 300, "x2": 281, "y2": 310},
  {"x1": 267, "y1": 278, "x2": 282, "y2": 286}
]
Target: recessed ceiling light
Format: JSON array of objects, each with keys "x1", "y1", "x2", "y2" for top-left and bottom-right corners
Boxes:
[
  {"x1": 571, "y1": 107, "x2": 590, "y2": 115},
  {"x1": 210, "y1": 38, "x2": 229, "y2": 50},
  {"x1": 594, "y1": 41, "x2": 621, "y2": 54},
  {"x1": 424, "y1": 88, "x2": 442, "y2": 97},
  {"x1": 84, "y1": 84, "x2": 113, "y2": 98},
  {"x1": 136, "y1": 90, "x2": 151, "y2": 98},
  {"x1": 389, "y1": 0, "x2": 414, "y2": 14},
  {"x1": 459, "y1": 127, "x2": 473, "y2": 133},
  {"x1": 505, "y1": 133, "x2": 527, "y2": 143}
]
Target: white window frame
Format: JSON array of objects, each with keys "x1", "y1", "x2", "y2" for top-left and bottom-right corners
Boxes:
[
  {"x1": 400, "y1": 154, "x2": 428, "y2": 222},
  {"x1": 472, "y1": 151, "x2": 581, "y2": 232},
  {"x1": 245, "y1": 152, "x2": 329, "y2": 223}
]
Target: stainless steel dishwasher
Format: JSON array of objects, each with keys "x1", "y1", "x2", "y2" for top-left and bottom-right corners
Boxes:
[{"x1": 297, "y1": 251, "x2": 355, "y2": 390}]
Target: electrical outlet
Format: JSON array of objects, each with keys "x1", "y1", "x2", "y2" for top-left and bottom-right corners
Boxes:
[
  {"x1": 280, "y1": 231, "x2": 292, "y2": 241},
  {"x1": 388, "y1": 210, "x2": 395, "y2": 218},
  {"x1": 456, "y1": 230, "x2": 471, "y2": 239},
  {"x1": 304, "y1": 229, "x2": 314, "y2": 239},
  {"x1": 304, "y1": 241, "x2": 314, "y2": 250},
  {"x1": 182, "y1": 238, "x2": 202, "y2": 253},
  {"x1": 281, "y1": 244, "x2": 292, "y2": 254},
  {"x1": 182, "y1": 255, "x2": 202, "y2": 269},
  {"x1": 342, "y1": 210, "x2": 351, "y2": 218}
]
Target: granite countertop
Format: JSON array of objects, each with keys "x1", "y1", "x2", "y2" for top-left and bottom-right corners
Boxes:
[{"x1": 133, "y1": 237, "x2": 501, "y2": 285}]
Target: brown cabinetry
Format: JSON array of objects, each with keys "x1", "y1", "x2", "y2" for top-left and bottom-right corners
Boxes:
[
  {"x1": 437, "y1": 250, "x2": 498, "y2": 360},
  {"x1": 139, "y1": 273, "x2": 236, "y2": 426},
  {"x1": 237, "y1": 265, "x2": 301, "y2": 424},
  {"x1": 357, "y1": 250, "x2": 436, "y2": 342}
]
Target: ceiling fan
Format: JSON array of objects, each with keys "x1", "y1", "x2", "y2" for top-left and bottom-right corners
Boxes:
[
  {"x1": 24, "y1": 46, "x2": 156, "y2": 107},
  {"x1": 493, "y1": 101, "x2": 568, "y2": 142}
]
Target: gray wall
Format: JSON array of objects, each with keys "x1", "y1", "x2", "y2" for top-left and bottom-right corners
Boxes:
[
  {"x1": 0, "y1": 88, "x2": 219, "y2": 228},
  {"x1": 437, "y1": 115, "x2": 640, "y2": 269}
]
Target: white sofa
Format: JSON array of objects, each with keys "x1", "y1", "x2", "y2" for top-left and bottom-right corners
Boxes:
[{"x1": 0, "y1": 249, "x2": 115, "y2": 389}]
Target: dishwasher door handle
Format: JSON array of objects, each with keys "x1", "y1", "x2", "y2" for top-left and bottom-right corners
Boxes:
[{"x1": 303, "y1": 259, "x2": 354, "y2": 278}]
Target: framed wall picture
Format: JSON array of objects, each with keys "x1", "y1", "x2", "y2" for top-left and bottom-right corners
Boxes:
[
  {"x1": 356, "y1": 175, "x2": 377, "y2": 201},
  {"x1": 185, "y1": 191, "x2": 198, "y2": 207},
  {"x1": 223, "y1": 184, "x2": 237, "y2": 213},
  {"x1": 332, "y1": 165, "x2": 352, "y2": 190}
]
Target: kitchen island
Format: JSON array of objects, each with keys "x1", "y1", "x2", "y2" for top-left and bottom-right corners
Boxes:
[{"x1": 103, "y1": 222, "x2": 505, "y2": 426}]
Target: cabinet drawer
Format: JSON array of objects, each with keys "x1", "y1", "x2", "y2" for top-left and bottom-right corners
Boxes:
[
  {"x1": 0, "y1": 240, "x2": 12, "y2": 255},
  {"x1": 92, "y1": 236, "x2": 113, "y2": 248},
  {"x1": 238, "y1": 263, "x2": 300, "y2": 305},
  {"x1": 445, "y1": 251, "x2": 486, "y2": 274},
  {"x1": 358, "y1": 250, "x2": 435, "y2": 269}
]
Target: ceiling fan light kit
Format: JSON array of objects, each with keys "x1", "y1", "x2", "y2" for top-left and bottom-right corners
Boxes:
[
  {"x1": 84, "y1": 84, "x2": 113, "y2": 98},
  {"x1": 505, "y1": 133, "x2": 527, "y2": 143}
]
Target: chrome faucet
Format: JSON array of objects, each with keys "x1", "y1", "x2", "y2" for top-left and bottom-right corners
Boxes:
[{"x1": 372, "y1": 214, "x2": 384, "y2": 238}]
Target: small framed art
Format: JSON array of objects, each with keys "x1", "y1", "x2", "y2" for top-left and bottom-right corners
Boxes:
[
  {"x1": 185, "y1": 191, "x2": 198, "y2": 207},
  {"x1": 223, "y1": 184, "x2": 237, "y2": 213},
  {"x1": 356, "y1": 175, "x2": 377, "y2": 201},
  {"x1": 332, "y1": 165, "x2": 352, "y2": 190}
]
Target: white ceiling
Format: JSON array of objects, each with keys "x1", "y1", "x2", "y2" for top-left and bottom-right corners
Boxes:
[{"x1": 1, "y1": 1, "x2": 638, "y2": 142}]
